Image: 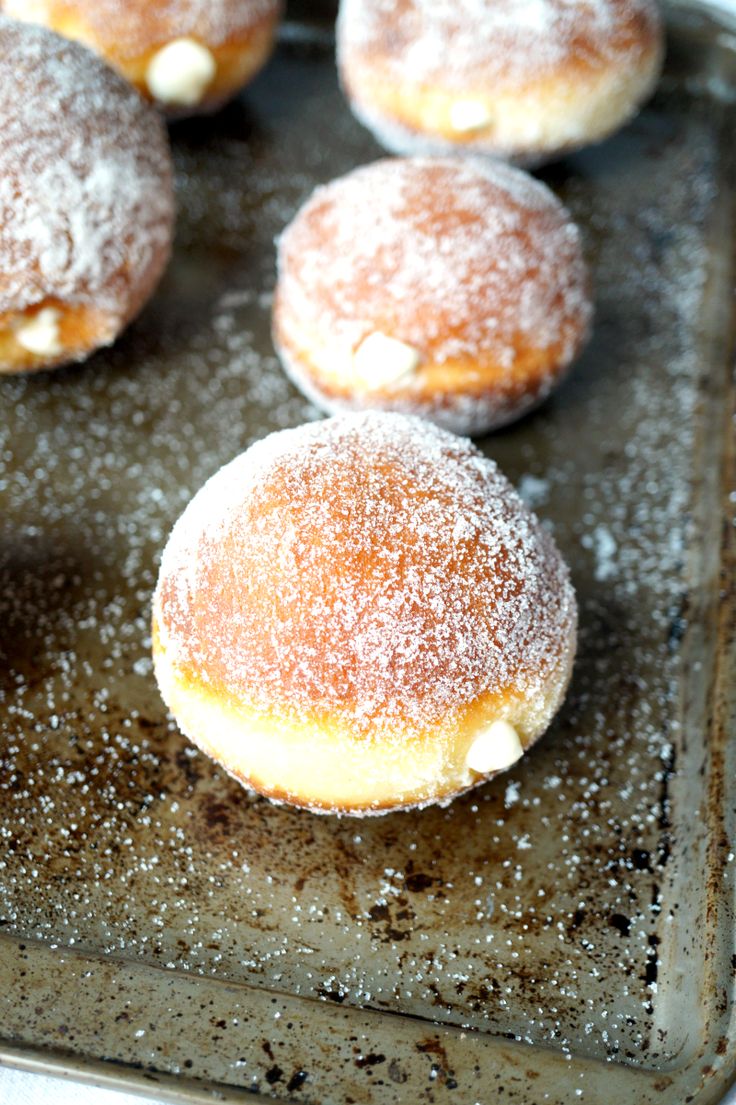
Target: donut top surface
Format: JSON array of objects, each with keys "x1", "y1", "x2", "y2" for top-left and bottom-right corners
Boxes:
[
  {"x1": 276, "y1": 157, "x2": 591, "y2": 368},
  {"x1": 0, "y1": 16, "x2": 173, "y2": 318},
  {"x1": 155, "y1": 412, "x2": 576, "y2": 739},
  {"x1": 2, "y1": 0, "x2": 281, "y2": 55},
  {"x1": 338, "y1": 0, "x2": 662, "y2": 89}
]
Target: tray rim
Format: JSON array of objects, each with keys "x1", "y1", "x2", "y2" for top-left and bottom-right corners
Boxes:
[{"x1": 1, "y1": 1, "x2": 736, "y2": 1101}]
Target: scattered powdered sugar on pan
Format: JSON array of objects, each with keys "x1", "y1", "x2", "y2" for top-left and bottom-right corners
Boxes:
[
  {"x1": 517, "y1": 473, "x2": 550, "y2": 508},
  {"x1": 2, "y1": 0, "x2": 282, "y2": 56},
  {"x1": 338, "y1": 0, "x2": 661, "y2": 89},
  {"x1": 276, "y1": 156, "x2": 591, "y2": 367},
  {"x1": 582, "y1": 522, "x2": 618, "y2": 581},
  {"x1": 0, "y1": 35, "x2": 729, "y2": 1078},
  {"x1": 0, "y1": 16, "x2": 174, "y2": 319},
  {"x1": 156, "y1": 411, "x2": 575, "y2": 735}
]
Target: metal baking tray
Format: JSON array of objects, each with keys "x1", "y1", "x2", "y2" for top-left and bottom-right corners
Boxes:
[{"x1": 1, "y1": 2, "x2": 735, "y2": 1102}]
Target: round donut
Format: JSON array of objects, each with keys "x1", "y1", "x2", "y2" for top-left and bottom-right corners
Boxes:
[
  {"x1": 0, "y1": 16, "x2": 174, "y2": 375},
  {"x1": 1, "y1": 0, "x2": 283, "y2": 116},
  {"x1": 152, "y1": 411, "x2": 577, "y2": 815},
  {"x1": 337, "y1": 0, "x2": 664, "y2": 165},
  {"x1": 272, "y1": 157, "x2": 592, "y2": 437}
]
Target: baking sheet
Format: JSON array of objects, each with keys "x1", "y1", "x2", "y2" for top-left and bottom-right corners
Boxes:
[{"x1": 1, "y1": 2, "x2": 735, "y2": 1102}]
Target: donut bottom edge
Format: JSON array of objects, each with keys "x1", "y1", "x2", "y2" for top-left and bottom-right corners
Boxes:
[
  {"x1": 272, "y1": 325, "x2": 577, "y2": 438},
  {"x1": 340, "y1": 41, "x2": 663, "y2": 165},
  {"x1": 152, "y1": 621, "x2": 577, "y2": 817}
]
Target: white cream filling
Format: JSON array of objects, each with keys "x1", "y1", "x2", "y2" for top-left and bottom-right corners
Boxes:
[
  {"x1": 449, "y1": 99, "x2": 493, "y2": 134},
  {"x1": 352, "y1": 332, "x2": 420, "y2": 391},
  {"x1": 15, "y1": 308, "x2": 63, "y2": 357},
  {"x1": 146, "y1": 38, "x2": 216, "y2": 107},
  {"x1": 466, "y1": 720, "x2": 523, "y2": 775}
]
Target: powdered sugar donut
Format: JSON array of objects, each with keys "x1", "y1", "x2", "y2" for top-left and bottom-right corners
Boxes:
[
  {"x1": 2, "y1": 0, "x2": 282, "y2": 116},
  {"x1": 152, "y1": 412, "x2": 577, "y2": 815},
  {"x1": 337, "y1": 0, "x2": 663, "y2": 164},
  {"x1": 273, "y1": 157, "x2": 592, "y2": 436},
  {"x1": 0, "y1": 17, "x2": 174, "y2": 375}
]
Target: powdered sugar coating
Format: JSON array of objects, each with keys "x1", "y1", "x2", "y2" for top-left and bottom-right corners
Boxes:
[
  {"x1": 155, "y1": 411, "x2": 576, "y2": 738},
  {"x1": 274, "y1": 157, "x2": 591, "y2": 394},
  {"x1": 2, "y1": 0, "x2": 281, "y2": 56},
  {"x1": 337, "y1": 0, "x2": 662, "y2": 91},
  {"x1": 0, "y1": 17, "x2": 174, "y2": 319}
]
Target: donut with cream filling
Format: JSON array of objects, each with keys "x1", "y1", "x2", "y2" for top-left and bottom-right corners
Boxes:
[
  {"x1": 337, "y1": 0, "x2": 664, "y2": 164},
  {"x1": 273, "y1": 157, "x2": 592, "y2": 436},
  {"x1": 152, "y1": 411, "x2": 577, "y2": 815},
  {"x1": 0, "y1": 16, "x2": 174, "y2": 374}
]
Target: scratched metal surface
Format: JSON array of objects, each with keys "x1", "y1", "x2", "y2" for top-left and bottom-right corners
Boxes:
[{"x1": 0, "y1": 3, "x2": 735, "y2": 1103}]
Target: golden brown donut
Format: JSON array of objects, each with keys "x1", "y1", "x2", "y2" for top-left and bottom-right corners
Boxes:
[
  {"x1": 273, "y1": 157, "x2": 592, "y2": 436},
  {"x1": 337, "y1": 0, "x2": 664, "y2": 165},
  {"x1": 2, "y1": 0, "x2": 282, "y2": 116},
  {"x1": 0, "y1": 16, "x2": 174, "y2": 375},
  {"x1": 152, "y1": 412, "x2": 577, "y2": 815}
]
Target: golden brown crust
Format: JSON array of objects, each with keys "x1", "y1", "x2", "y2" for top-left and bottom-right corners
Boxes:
[{"x1": 157, "y1": 463, "x2": 531, "y2": 716}]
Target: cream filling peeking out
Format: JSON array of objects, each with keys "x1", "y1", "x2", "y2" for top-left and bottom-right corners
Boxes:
[
  {"x1": 15, "y1": 307, "x2": 62, "y2": 357},
  {"x1": 146, "y1": 38, "x2": 216, "y2": 107},
  {"x1": 352, "y1": 332, "x2": 421, "y2": 391},
  {"x1": 466, "y1": 720, "x2": 523, "y2": 775},
  {"x1": 449, "y1": 99, "x2": 493, "y2": 133}
]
